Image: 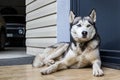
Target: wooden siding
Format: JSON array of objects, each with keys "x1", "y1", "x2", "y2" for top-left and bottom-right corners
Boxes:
[
  {"x1": 26, "y1": 0, "x2": 36, "y2": 5},
  {"x1": 26, "y1": 26, "x2": 56, "y2": 38},
  {"x1": 26, "y1": 14, "x2": 56, "y2": 29},
  {"x1": 26, "y1": 2, "x2": 56, "y2": 21},
  {"x1": 26, "y1": 47, "x2": 44, "y2": 55},
  {"x1": 26, "y1": 0, "x2": 56, "y2": 13},
  {"x1": 26, "y1": 38, "x2": 57, "y2": 48},
  {"x1": 26, "y1": 0, "x2": 57, "y2": 55}
]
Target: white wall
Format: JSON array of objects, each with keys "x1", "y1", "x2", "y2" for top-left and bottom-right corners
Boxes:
[
  {"x1": 26, "y1": 0, "x2": 57, "y2": 55},
  {"x1": 26, "y1": 0, "x2": 70, "y2": 55}
]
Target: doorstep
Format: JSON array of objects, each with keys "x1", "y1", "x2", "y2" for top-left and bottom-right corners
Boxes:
[{"x1": 0, "y1": 56, "x2": 35, "y2": 66}]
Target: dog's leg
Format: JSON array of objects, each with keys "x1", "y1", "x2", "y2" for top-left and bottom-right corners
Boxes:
[
  {"x1": 83, "y1": 47, "x2": 104, "y2": 76},
  {"x1": 32, "y1": 48, "x2": 54, "y2": 68},
  {"x1": 92, "y1": 60, "x2": 104, "y2": 76},
  {"x1": 41, "y1": 49, "x2": 77, "y2": 74},
  {"x1": 44, "y1": 44, "x2": 69, "y2": 66},
  {"x1": 41, "y1": 61, "x2": 67, "y2": 75},
  {"x1": 69, "y1": 63, "x2": 80, "y2": 69},
  {"x1": 41, "y1": 59, "x2": 77, "y2": 75},
  {"x1": 70, "y1": 62, "x2": 88, "y2": 69},
  {"x1": 70, "y1": 54, "x2": 89, "y2": 69}
]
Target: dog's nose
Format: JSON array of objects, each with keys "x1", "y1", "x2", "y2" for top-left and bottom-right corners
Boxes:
[{"x1": 82, "y1": 31, "x2": 88, "y2": 37}]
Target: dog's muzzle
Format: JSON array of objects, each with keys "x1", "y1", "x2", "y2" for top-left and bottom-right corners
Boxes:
[{"x1": 82, "y1": 31, "x2": 88, "y2": 38}]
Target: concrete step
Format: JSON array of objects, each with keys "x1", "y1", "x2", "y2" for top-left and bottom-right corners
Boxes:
[{"x1": 0, "y1": 56, "x2": 35, "y2": 66}]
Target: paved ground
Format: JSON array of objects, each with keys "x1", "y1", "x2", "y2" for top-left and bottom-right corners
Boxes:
[{"x1": 0, "y1": 47, "x2": 31, "y2": 59}]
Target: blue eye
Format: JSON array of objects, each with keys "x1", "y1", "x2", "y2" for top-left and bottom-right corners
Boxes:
[{"x1": 77, "y1": 24, "x2": 81, "y2": 27}]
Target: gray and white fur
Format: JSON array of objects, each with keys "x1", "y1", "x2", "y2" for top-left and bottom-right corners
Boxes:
[{"x1": 33, "y1": 9, "x2": 104, "y2": 77}]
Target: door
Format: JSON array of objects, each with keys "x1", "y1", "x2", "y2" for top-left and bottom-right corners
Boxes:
[{"x1": 70, "y1": 0, "x2": 120, "y2": 69}]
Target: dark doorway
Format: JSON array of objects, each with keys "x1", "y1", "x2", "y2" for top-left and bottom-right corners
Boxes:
[
  {"x1": 0, "y1": 7, "x2": 18, "y2": 15},
  {"x1": 0, "y1": 0, "x2": 26, "y2": 60},
  {"x1": 0, "y1": 0, "x2": 25, "y2": 47}
]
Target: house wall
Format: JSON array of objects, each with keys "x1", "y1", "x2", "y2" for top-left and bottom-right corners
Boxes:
[{"x1": 26, "y1": 0, "x2": 57, "y2": 55}]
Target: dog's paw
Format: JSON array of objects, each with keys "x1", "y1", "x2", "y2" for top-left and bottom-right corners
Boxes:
[
  {"x1": 41, "y1": 68, "x2": 53, "y2": 75},
  {"x1": 32, "y1": 62, "x2": 44, "y2": 68},
  {"x1": 93, "y1": 68, "x2": 104, "y2": 77},
  {"x1": 44, "y1": 59, "x2": 55, "y2": 66},
  {"x1": 41, "y1": 65, "x2": 57, "y2": 75}
]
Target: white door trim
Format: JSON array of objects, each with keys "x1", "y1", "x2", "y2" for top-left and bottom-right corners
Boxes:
[{"x1": 57, "y1": 0, "x2": 70, "y2": 42}]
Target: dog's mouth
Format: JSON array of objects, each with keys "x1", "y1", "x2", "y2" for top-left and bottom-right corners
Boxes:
[
  {"x1": 80, "y1": 38, "x2": 88, "y2": 41},
  {"x1": 76, "y1": 37, "x2": 90, "y2": 42},
  {"x1": 82, "y1": 35, "x2": 87, "y2": 38}
]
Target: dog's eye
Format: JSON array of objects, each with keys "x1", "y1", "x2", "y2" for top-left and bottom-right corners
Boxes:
[
  {"x1": 77, "y1": 24, "x2": 81, "y2": 27},
  {"x1": 87, "y1": 24, "x2": 91, "y2": 27}
]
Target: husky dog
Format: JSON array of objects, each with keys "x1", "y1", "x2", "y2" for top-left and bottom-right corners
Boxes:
[{"x1": 33, "y1": 9, "x2": 104, "y2": 76}]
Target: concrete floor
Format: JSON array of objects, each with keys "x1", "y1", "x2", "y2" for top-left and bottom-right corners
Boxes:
[{"x1": 0, "y1": 47, "x2": 31, "y2": 59}]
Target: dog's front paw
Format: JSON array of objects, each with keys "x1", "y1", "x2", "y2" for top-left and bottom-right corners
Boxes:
[
  {"x1": 33, "y1": 61, "x2": 44, "y2": 68},
  {"x1": 41, "y1": 68, "x2": 53, "y2": 75},
  {"x1": 44, "y1": 59, "x2": 55, "y2": 66},
  {"x1": 93, "y1": 68, "x2": 104, "y2": 77},
  {"x1": 41, "y1": 65, "x2": 57, "y2": 75}
]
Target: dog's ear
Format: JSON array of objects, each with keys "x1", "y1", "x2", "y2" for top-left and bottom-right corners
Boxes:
[
  {"x1": 89, "y1": 9, "x2": 96, "y2": 22},
  {"x1": 69, "y1": 11, "x2": 75, "y2": 23}
]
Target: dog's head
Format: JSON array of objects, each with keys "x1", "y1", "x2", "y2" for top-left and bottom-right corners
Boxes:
[{"x1": 70, "y1": 9, "x2": 97, "y2": 42}]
